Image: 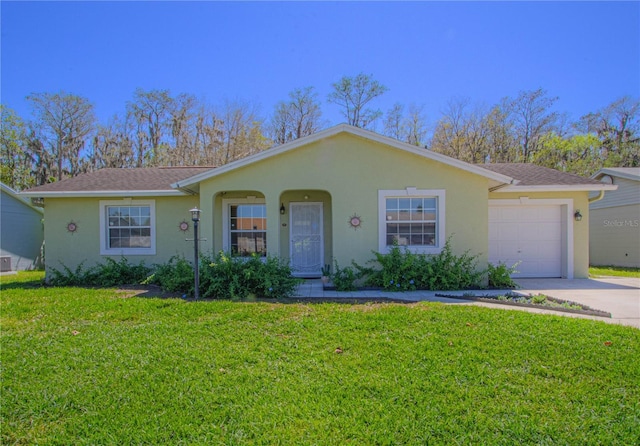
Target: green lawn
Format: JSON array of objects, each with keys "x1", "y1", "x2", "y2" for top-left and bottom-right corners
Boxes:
[
  {"x1": 2, "y1": 272, "x2": 639, "y2": 445},
  {"x1": 590, "y1": 265, "x2": 640, "y2": 278}
]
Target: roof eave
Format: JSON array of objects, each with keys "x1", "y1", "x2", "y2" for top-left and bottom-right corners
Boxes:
[
  {"x1": 20, "y1": 190, "x2": 190, "y2": 198},
  {"x1": 494, "y1": 184, "x2": 618, "y2": 193}
]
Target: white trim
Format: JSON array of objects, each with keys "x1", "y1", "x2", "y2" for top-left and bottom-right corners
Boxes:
[
  {"x1": 378, "y1": 189, "x2": 446, "y2": 254},
  {"x1": 289, "y1": 202, "x2": 324, "y2": 276},
  {"x1": 495, "y1": 184, "x2": 617, "y2": 193},
  {"x1": 173, "y1": 124, "x2": 515, "y2": 189},
  {"x1": 99, "y1": 199, "x2": 156, "y2": 256},
  {"x1": 592, "y1": 168, "x2": 640, "y2": 183},
  {"x1": 488, "y1": 198, "x2": 574, "y2": 279},
  {"x1": 222, "y1": 197, "x2": 266, "y2": 254},
  {"x1": 21, "y1": 190, "x2": 188, "y2": 198}
]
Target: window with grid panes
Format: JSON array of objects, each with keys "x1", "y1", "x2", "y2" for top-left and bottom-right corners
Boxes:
[
  {"x1": 229, "y1": 204, "x2": 267, "y2": 257},
  {"x1": 385, "y1": 197, "x2": 437, "y2": 247}
]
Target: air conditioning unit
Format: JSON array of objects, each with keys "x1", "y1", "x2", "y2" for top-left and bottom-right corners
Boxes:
[{"x1": 0, "y1": 256, "x2": 11, "y2": 272}]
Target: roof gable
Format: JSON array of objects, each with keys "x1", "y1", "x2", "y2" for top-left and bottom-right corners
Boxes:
[
  {"x1": 592, "y1": 167, "x2": 640, "y2": 183},
  {"x1": 1, "y1": 183, "x2": 44, "y2": 213},
  {"x1": 173, "y1": 124, "x2": 515, "y2": 190}
]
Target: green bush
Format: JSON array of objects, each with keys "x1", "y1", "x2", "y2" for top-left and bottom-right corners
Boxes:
[
  {"x1": 47, "y1": 261, "x2": 90, "y2": 286},
  {"x1": 198, "y1": 252, "x2": 300, "y2": 299},
  {"x1": 48, "y1": 258, "x2": 151, "y2": 287},
  {"x1": 145, "y1": 255, "x2": 194, "y2": 294},
  {"x1": 85, "y1": 257, "x2": 152, "y2": 287},
  {"x1": 423, "y1": 239, "x2": 483, "y2": 290},
  {"x1": 330, "y1": 260, "x2": 358, "y2": 291},
  {"x1": 355, "y1": 242, "x2": 426, "y2": 291},
  {"x1": 355, "y1": 238, "x2": 484, "y2": 291},
  {"x1": 488, "y1": 261, "x2": 519, "y2": 288}
]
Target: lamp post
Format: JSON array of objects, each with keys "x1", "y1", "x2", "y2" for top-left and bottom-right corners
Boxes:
[{"x1": 190, "y1": 207, "x2": 201, "y2": 299}]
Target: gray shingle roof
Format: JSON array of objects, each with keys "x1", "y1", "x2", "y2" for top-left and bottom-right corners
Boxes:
[
  {"x1": 480, "y1": 163, "x2": 603, "y2": 186},
  {"x1": 23, "y1": 167, "x2": 214, "y2": 193}
]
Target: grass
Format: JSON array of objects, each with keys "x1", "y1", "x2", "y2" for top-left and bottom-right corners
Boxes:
[
  {"x1": 590, "y1": 265, "x2": 640, "y2": 278},
  {"x1": 2, "y1": 272, "x2": 640, "y2": 445}
]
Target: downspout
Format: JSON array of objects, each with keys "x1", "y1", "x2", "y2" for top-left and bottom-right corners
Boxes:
[{"x1": 589, "y1": 190, "x2": 606, "y2": 203}]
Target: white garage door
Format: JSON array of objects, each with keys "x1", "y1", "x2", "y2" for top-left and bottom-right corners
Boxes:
[{"x1": 489, "y1": 205, "x2": 563, "y2": 278}]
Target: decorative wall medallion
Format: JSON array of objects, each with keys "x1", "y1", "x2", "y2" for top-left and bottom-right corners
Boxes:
[
  {"x1": 179, "y1": 221, "x2": 190, "y2": 232},
  {"x1": 348, "y1": 214, "x2": 363, "y2": 230},
  {"x1": 66, "y1": 221, "x2": 78, "y2": 233}
]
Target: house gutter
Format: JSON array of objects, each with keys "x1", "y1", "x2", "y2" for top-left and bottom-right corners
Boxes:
[{"x1": 588, "y1": 190, "x2": 606, "y2": 203}]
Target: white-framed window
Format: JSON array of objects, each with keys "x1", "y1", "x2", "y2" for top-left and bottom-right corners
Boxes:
[
  {"x1": 378, "y1": 189, "x2": 445, "y2": 254},
  {"x1": 222, "y1": 198, "x2": 267, "y2": 257},
  {"x1": 99, "y1": 200, "x2": 156, "y2": 255}
]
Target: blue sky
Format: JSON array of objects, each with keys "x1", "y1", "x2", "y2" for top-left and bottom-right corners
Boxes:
[{"x1": 2, "y1": 1, "x2": 638, "y2": 129}]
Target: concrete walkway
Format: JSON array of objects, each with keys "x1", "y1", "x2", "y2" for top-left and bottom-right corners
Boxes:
[{"x1": 293, "y1": 277, "x2": 640, "y2": 329}]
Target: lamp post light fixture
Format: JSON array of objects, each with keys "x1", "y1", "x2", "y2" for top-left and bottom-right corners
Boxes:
[
  {"x1": 190, "y1": 207, "x2": 201, "y2": 299},
  {"x1": 574, "y1": 209, "x2": 583, "y2": 222}
]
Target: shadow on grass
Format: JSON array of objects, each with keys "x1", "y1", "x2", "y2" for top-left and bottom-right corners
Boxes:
[
  {"x1": 0, "y1": 279, "x2": 46, "y2": 291},
  {"x1": 0, "y1": 278, "x2": 412, "y2": 306}
]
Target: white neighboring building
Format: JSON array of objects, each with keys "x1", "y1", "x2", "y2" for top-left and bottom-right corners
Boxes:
[
  {"x1": 1, "y1": 183, "x2": 45, "y2": 271},
  {"x1": 590, "y1": 168, "x2": 640, "y2": 268}
]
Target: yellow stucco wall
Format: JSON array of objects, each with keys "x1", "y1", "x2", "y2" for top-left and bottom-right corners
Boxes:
[
  {"x1": 198, "y1": 132, "x2": 491, "y2": 269},
  {"x1": 488, "y1": 190, "x2": 591, "y2": 278},
  {"x1": 43, "y1": 196, "x2": 198, "y2": 273},
  {"x1": 45, "y1": 133, "x2": 598, "y2": 280}
]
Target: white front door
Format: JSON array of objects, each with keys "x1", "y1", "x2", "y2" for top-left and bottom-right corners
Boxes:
[
  {"x1": 290, "y1": 202, "x2": 324, "y2": 277},
  {"x1": 489, "y1": 205, "x2": 563, "y2": 278}
]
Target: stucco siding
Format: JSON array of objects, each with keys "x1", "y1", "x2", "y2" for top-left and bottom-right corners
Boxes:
[
  {"x1": 43, "y1": 196, "x2": 197, "y2": 274},
  {"x1": 199, "y1": 132, "x2": 490, "y2": 270},
  {"x1": 589, "y1": 204, "x2": 640, "y2": 267},
  {"x1": 1, "y1": 190, "x2": 44, "y2": 270},
  {"x1": 488, "y1": 191, "x2": 591, "y2": 278}
]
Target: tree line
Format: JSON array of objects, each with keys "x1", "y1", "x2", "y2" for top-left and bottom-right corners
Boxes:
[{"x1": 1, "y1": 73, "x2": 638, "y2": 191}]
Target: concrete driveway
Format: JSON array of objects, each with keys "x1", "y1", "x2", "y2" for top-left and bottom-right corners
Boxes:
[{"x1": 514, "y1": 277, "x2": 640, "y2": 329}]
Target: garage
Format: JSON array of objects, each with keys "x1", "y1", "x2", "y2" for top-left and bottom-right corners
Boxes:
[{"x1": 489, "y1": 204, "x2": 565, "y2": 278}]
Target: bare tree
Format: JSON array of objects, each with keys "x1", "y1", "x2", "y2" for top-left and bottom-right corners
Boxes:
[
  {"x1": 218, "y1": 99, "x2": 269, "y2": 164},
  {"x1": 579, "y1": 96, "x2": 640, "y2": 167},
  {"x1": 405, "y1": 103, "x2": 429, "y2": 147},
  {"x1": 88, "y1": 115, "x2": 135, "y2": 169},
  {"x1": 126, "y1": 89, "x2": 174, "y2": 166},
  {"x1": 193, "y1": 104, "x2": 224, "y2": 166},
  {"x1": 431, "y1": 98, "x2": 501, "y2": 163},
  {"x1": 383, "y1": 103, "x2": 429, "y2": 146},
  {"x1": 504, "y1": 88, "x2": 559, "y2": 162},
  {"x1": 430, "y1": 98, "x2": 473, "y2": 160},
  {"x1": 269, "y1": 87, "x2": 322, "y2": 144},
  {"x1": 26, "y1": 92, "x2": 95, "y2": 181},
  {"x1": 383, "y1": 103, "x2": 405, "y2": 140},
  {"x1": 327, "y1": 73, "x2": 388, "y2": 128},
  {"x1": 484, "y1": 105, "x2": 518, "y2": 163}
]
